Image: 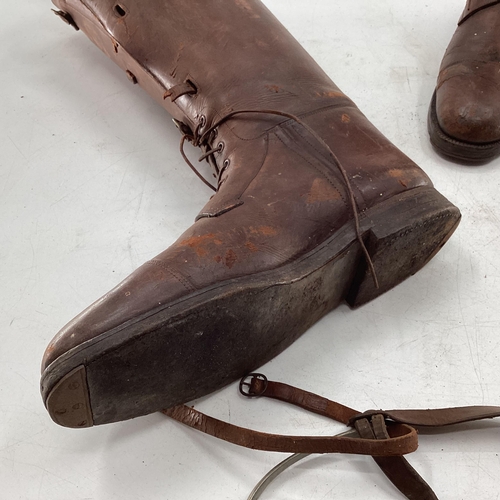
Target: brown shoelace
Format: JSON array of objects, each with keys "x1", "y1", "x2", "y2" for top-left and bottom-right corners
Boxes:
[
  {"x1": 163, "y1": 373, "x2": 500, "y2": 499},
  {"x1": 176, "y1": 108, "x2": 379, "y2": 288}
]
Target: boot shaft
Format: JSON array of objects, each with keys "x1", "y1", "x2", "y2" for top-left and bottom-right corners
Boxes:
[
  {"x1": 53, "y1": 0, "x2": 347, "y2": 131},
  {"x1": 53, "y1": 0, "x2": 432, "y2": 216}
]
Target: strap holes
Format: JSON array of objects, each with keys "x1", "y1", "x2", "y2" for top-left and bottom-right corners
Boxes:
[
  {"x1": 114, "y1": 4, "x2": 127, "y2": 16},
  {"x1": 185, "y1": 79, "x2": 199, "y2": 95}
]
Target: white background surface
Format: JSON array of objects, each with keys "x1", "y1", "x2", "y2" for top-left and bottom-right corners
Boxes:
[{"x1": 1, "y1": 1, "x2": 500, "y2": 498}]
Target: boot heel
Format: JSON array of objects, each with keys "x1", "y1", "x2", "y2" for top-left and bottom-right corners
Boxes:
[{"x1": 346, "y1": 187, "x2": 460, "y2": 307}]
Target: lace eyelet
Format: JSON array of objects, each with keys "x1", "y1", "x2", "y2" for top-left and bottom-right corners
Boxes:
[
  {"x1": 199, "y1": 115, "x2": 206, "y2": 128},
  {"x1": 218, "y1": 142, "x2": 225, "y2": 153},
  {"x1": 223, "y1": 158, "x2": 230, "y2": 169}
]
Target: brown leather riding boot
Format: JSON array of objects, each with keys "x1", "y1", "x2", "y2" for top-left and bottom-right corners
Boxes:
[
  {"x1": 42, "y1": 0, "x2": 460, "y2": 428},
  {"x1": 428, "y1": 0, "x2": 500, "y2": 163}
]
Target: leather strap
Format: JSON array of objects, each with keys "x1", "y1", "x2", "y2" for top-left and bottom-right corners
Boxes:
[
  {"x1": 164, "y1": 404, "x2": 418, "y2": 456},
  {"x1": 352, "y1": 406, "x2": 500, "y2": 427},
  {"x1": 354, "y1": 416, "x2": 438, "y2": 500},
  {"x1": 459, "y1": 0, "x2": 500, "y2": 24},
  {"x1": 163, "y1": 80, "x2": 197, "y2": 102},
  {"x1": 163, "y1": 374, "x2": 500, "y2": 499}
]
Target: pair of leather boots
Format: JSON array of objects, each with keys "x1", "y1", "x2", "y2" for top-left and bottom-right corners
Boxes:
[{"x1": 42, "y1": 0, "x2": 499, "y2": 429}]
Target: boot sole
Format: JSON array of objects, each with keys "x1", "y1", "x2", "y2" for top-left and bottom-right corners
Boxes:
[
  {"x1": 41, "y1": 186, "x2": 460, "y2": 428},
  {"x1": 428, "y1": 90, "x2": 500, "y2": 164}
]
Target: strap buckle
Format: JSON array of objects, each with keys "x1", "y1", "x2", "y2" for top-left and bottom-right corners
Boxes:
[{"x1": 239, "y1": 373, "x2": 268, "y2": 398}]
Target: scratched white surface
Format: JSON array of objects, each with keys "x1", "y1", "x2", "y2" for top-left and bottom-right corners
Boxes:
[{"x1": 1, "y1": 0, "x2": 499, "y2": 498}]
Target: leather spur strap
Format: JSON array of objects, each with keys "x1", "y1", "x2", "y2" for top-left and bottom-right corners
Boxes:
[{"x1": 163, "y1": 374, "x2": 500, "y2": 499}]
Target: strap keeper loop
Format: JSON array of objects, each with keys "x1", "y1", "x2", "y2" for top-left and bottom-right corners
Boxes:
[{"x1": 164, "y1": 80, "x2": 198, "y2": 102}]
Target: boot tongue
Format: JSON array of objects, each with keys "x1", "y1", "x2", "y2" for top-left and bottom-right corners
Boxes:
[{"x1": 459, "y1": 0, "x2": 500, "y2": 24}]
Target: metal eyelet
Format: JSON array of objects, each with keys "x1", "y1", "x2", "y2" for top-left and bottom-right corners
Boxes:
[
  {"x1": 223, "y1": 158, "x2": 230, "y2": 169},
  {"x1": 199, "y1": 115, "x2": 206, "y2": 128},
  {"x1": 217, "y1": 142, "x2": 225, "y2": 153}
]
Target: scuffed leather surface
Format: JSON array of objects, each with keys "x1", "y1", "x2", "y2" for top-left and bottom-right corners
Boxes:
[
  {"x1": 437, "y1": 2, "x2": 500, "y2": 143},
  {"x1": 44, "y1": 0, "x2": 433, "y2": 370}
]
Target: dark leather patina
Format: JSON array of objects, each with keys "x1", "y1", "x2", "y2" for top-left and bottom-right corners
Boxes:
[
  {"x1": 41, "y1": 0, "x2": 460, "y2": 428},
  {"x1": 429, "y1": 0, "x2": 500, "y2": 162}
]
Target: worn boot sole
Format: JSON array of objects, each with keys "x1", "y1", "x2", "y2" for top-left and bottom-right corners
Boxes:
[
  {"x1": 428, "y1": 90, "x2": 500, "y2": 164},
  {"x1": 41, "y1": 186, "x2": 460, "y2": 428}
]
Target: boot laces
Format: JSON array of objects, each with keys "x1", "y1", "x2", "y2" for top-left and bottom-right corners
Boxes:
[{"x1": 177, "y1": 109, "x2": 379, "y2": 289}]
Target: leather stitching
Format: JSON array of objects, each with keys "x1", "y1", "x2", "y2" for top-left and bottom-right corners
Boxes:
[
  {"x1": 202, "y1": 102, "x2": 358, "y2": 143},
  {"x1": 282, "y1": 116, "x2": 367, "y2": 209},
  {"x1": 272, "y1": 130, "x2": 347, "y2": 208},
  {"x1": 384, "y1": 213, "x2": 453, "y2": 246},
  {"x1": 147, "y1": 259, "x2": 196, "y2": 292}
]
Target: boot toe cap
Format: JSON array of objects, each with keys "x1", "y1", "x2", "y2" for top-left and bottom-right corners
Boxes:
[
  {"x1": 41, "y1": 261, "x2": 191, "y2": 373},
  {"x1": 436, "y1": 75, "x2": 500, "y2": 144}
]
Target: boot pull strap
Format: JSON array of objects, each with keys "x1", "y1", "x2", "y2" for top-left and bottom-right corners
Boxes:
[
  {"x1": 163, "y1": 374, "x2": 500, "y2": 499},
  {"x1": 163, "y1": 80, "x2": 198, "y2": 102}
]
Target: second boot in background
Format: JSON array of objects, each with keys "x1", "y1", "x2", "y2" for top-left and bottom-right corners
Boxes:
[{"x1": 429, "y1": 0, "x2": 500, "y2": 163}]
